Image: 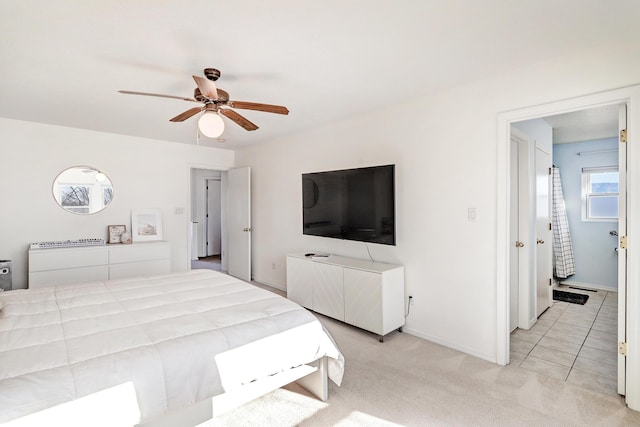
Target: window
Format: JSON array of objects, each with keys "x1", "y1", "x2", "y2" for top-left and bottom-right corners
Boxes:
[{"x1": 582, "y1": 166, "x2": 618, "y2": 221}]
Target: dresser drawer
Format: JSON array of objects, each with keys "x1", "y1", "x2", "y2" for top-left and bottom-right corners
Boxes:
[
  {"x1": 29, "y1": 266, "x2": 109, "y2": 289},
  {"x1": 29, "y1": 246, "x2": 108, "y2": 272},
  {"x1": 109, "y1": 242, "x2": 170, "y2": 264}
]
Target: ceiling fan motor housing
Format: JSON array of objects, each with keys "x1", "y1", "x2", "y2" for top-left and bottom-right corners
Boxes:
[
  {"x1": 194, "y1": 87, "x2": 229, "y2": 103},
  {"x1": 194, "y1": 88, "x2": 207, "y2": 102}
]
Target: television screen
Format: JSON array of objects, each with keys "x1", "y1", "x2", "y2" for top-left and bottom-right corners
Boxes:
[{"x1": 302, "y1": 164, "x2": 395, "y2": 245}]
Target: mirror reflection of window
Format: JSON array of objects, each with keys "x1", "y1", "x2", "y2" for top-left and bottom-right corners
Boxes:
[
  {"x1": 60, "y1": 185, "x2": 91, "y2": 213},
  {"x1": 103, "y1": 187, "x2": 113, "y2": 206},
  {"x1": 53, "y1": 166, "x2": 114, "y2": 215}
]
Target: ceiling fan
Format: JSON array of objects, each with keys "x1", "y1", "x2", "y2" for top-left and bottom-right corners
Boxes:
[{"x1": 119, "y1": 68, "x2": 289, "y2": 138}]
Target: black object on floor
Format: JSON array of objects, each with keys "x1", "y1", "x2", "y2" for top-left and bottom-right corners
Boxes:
[{"x1": 553, "y1": 289, "x2": 589, "y2": 305}]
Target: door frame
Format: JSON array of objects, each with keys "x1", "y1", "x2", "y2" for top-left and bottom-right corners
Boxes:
[
  {"x1": 206, "y1": 178, "x2": 222, "y2": 257},
  {"x1": 496, "y1": 85, "x2": 640, "y2": 410},
  {"x1": 187, "y1": 164, "x2": 229, "y2": 265},
  {"x1": 618, "y1": 103, "x2": 628, "y2": 395}
]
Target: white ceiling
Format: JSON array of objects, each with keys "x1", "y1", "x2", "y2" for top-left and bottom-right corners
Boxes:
[
  {"x1": 2, "y1": 1, "x2": 639, "y2": 149},
  {"x1": 545, "y1": 105, "x2": 620, "y2": 144}
]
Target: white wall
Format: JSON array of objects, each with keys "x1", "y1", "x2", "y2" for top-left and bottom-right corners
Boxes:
[
  {"x1": 512, "y1": 119, "x2": 553, "y2": 153},
  {"x1": 0, "y1": 119, "x2": 234, "y2": 289},
  {"x1": 236, "y1": 42, "x2": 640, "y2": 362}
]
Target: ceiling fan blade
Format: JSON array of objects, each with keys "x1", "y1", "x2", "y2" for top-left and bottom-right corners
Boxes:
[
  {"x1": 118, "y1": 90, "x2": 198, "y2": 103},
  {"x1": 192, "y1": 76, "x2": 218, "y2": 100},
  {"x1": 228, "y1": 101, "x2": 289, "y2": 115},
  {"x1": 170, "y1": 107, "x2": 203, "y2": 122},
  {"x1": 220, "y1": 109, "x2": 259, "y2": 131}
]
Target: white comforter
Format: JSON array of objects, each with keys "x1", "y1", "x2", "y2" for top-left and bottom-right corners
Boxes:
[{"x1": 0, "y1": 270, "x2": 344, "y2": 425}]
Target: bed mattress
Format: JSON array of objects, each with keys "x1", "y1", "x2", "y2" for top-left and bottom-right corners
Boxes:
[{"x1": 0, "y1": 270, "x2": 344, "y2": 424}]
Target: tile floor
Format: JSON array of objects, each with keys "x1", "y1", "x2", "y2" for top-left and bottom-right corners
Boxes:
[{"x1": 510, "y1": 286, "x2": 619, "y2": 397}]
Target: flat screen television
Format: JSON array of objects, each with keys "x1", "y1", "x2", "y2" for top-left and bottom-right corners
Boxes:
[{"x1": 302, "y1": 164, "x2": 395, "y2": 245}]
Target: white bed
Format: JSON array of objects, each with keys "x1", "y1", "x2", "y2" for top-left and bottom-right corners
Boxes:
[{"x1": 0, "y1": 270, "x2": 344, "y2": 426}]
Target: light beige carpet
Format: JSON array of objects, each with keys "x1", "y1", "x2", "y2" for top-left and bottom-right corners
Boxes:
[{"x1": 206, "y1": 313, "x2": 640, "y2": 427}]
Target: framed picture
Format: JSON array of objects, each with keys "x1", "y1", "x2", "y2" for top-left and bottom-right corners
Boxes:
[
  {"x1": 131, "y1": 208, "x2": 163, "y2": 242},
  {"x1": 108, "y1": 225, "x2": 126, "y2": 244}
]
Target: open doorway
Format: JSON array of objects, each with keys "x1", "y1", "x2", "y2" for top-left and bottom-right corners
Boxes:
[
  {"x1": 497, "y1": 85, "x2": 640, "y2": 411},
  {"x1": 191, "y1": 168, "x2": 226, "y2": 273},
  {"x1": 508, "y1": 104, "x2": 622, "y2": 397},
  {"x1": 188, "y1": 166, "x2": 252, "y2": 282}
]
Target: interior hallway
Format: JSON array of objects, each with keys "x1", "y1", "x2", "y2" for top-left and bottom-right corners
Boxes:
[{"x1": 510, "y1": 286, "x2": 618, "y2": 397}]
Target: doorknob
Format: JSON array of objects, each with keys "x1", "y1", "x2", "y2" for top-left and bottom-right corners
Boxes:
[
  {"x1": 536, "y1": 239, "x2": 544, "y2": 244},
  {"x1": 515, "y1": 241, "x2": 524, "y2": 248}
]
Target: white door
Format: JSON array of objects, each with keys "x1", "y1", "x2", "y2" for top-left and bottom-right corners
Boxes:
[
  {"x1": 509, "y1": 139, "x2": 520, "y2": 332},
  {"x1": 227, "y1": 167, "x2": 251, "y2": 281},
  {"x1": 206, "y1": 179, "x2": 221, "y2": 256},
  {"x1": 618, "y1": 104, "x2": 627, "y2": 395},
  {"x1": 535, "y1": 147, "x2": 552, "y2": 317}
]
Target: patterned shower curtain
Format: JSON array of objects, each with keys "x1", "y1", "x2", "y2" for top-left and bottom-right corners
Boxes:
[{"x1": 552, "y1": 166, "x2": 576, "y2": 278}]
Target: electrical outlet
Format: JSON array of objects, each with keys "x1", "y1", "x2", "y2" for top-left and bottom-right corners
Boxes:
[{"x1": 467, "y1": 207, "x2": 477, "y2": 222}]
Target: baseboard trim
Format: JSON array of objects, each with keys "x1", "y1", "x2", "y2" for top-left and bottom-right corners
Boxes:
[
  {"x1": 402, "y1": 327, "x2": 496, "y2": 364},
  {"x1": 558, "y1": 280, "x2": 617, "y2": 292},
  {"x1": 251, "y1": 278, "x2": 286, "y2": 293}
]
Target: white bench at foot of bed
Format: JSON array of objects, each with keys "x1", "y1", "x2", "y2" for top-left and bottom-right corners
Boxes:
[{"x1": 138, "y1": 357, "x2": 329, "y2": 427}]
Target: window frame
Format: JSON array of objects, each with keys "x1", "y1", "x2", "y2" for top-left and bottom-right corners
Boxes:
[{"x1": 581, "y1": 165, "x2": 619, "y2": 222}]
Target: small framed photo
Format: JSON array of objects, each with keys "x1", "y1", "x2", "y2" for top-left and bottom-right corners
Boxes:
[
  {"x1": 131, "y1": 208, "x2": 163, "y2": 242},
  {"x1": 108, "y1": 225, "x2": 126, "y2": 244}
]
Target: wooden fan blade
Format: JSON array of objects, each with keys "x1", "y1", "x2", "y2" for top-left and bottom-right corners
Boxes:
[
  {"x1": 170, "y1": 107, "x2": 203, "y2": 122},
  {"x1": 228, "y1": 101, "x2": 289, "y2": 115},
  {"x1": 192, "y1": 76, "x2": 218, "y2": 100},
  {"x1": 220, "y1": 109, "x2": 259, "y2": 131},
  {"x1": 118, "y1": 90, "x2": 198, "y2": 103}
]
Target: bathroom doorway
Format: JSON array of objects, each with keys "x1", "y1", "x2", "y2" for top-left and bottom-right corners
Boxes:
[{"x1": 508, "y1": 103, "x2": 625, "y2": 397}]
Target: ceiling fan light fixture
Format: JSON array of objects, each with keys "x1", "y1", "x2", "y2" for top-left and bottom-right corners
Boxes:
[{"x1": 198, "y1": 111, "x2": 225, "y2": 138}]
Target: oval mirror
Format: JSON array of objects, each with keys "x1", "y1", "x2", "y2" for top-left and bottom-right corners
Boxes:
[
  {"x1": 52, "y1": 166, "x2": 113, "y2": 215},
  {"x1": 302, "y1": 177, "x2": 319, "y2": 208}
]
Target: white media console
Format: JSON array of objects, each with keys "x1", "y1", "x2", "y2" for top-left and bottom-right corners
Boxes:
[
  {"x1": 28, "y1": 241, "x2": 171, "y2": 289},
  {"x1": 286, "y1": 252, "x2": 405, "y2": 342}
]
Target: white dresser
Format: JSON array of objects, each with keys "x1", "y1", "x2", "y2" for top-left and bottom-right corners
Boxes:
[
  {"x1": 28, "y1": 241, "x2": 171, "y2": 289},
  {"x1": 286, "y1": 252, "x2": 405, "y2": 341}
]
